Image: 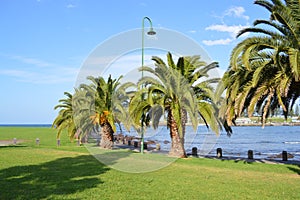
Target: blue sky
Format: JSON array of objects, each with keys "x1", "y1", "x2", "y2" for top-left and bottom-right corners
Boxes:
[{"x1": 0, "y1": 0, "x2": 268, "y2": 124}]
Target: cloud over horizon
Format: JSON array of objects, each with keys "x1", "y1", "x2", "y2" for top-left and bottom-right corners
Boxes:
[
  {"x1": 202, "y1": 38, "x2": 232, "y2": 46},
  {"x1": 203, "y1": 6, "x2": 250, "y2": 46},
  {"x1": 0, "y1": 54, "x2": 78, "y2": 84}
]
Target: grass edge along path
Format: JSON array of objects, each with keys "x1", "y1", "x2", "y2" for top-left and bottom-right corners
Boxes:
[{"x1": 0, "y1": 127, "x2": 299, "y2": 199}]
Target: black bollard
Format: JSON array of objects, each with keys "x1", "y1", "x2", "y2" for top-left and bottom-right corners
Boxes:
[
  {"x1": 128, "y1": 140, "x2": 131, "y2": 146},
  {"x1": 282, "y1": 151, "x2": 288, "y2": 161},
  {"x1": 217, "y1": 148, "x2": 222, "y2": 158},
  {"x1": 248, "y1": 150, "x2": 253, "y2": 159},
  {"x1": 192, "y1": 147, "x2": 198, "y2": 156}
]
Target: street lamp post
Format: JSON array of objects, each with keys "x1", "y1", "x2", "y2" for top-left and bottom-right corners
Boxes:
[{"x1": 141, "y1": 17, "x2": 156, "y2": 154}]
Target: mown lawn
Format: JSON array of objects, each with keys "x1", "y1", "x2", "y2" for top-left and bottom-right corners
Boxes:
[{"x1": 0, "y1": 127, "x2": 299, "y2": 199}]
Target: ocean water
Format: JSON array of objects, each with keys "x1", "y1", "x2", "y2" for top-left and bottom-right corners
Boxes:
[
  {"x1": 2, "y1": 124, "x2": 299, "y2": 161},
  {"x1": 124, "y1": 125, "x2": 300, "y2": 161}
]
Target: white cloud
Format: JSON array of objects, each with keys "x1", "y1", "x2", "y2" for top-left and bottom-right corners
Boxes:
[
  {"x1": 139, "y1": 2, "x2": 147, "y2": 7},
  {"x1": 188, "y1": 30, "x2": 197, "y2": 34},
  {"x1": 0, "y1": 69, "x2": 33, "y2": 78},
  {"x1": 203, "y1": 6, "x2": 250, "y2": 46},
  {"x1": 225, "y1": 6, "x2": 249, "y2": 20},
  {"x1": 9, "y1": 55, "x2": 52, "y2": 67},
  {"x1": 205, "y1": 24, "x2": 249, "y2": 38},
  {"x1": 66, "y1": 4, "x2": 76, "y2": 8},
  {"x1": 0, "y1": 54, "x2": 78, "y2": 84},
  {"x1": 202, "y1": 38, "x2": 232, "y2": 46},
  {"x1": 0, "y1": 67, "x2": 78, "y2": 84}
]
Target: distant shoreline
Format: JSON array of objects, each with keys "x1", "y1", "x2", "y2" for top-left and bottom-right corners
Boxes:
[
  {"x1": 0, "y1": 124, "x2": 52, "y2": 127},
  {"x1": 235, "y1": 122, "x2": 300, "y2": 126},
  {"x1": 1, "y1": 123, "x2": 300, "y2": 127}
]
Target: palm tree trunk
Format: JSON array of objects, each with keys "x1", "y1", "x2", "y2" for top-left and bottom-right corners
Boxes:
[
  {"x1": 100, "y1": 122, "x2": 114, "y2": 149},
  {"x1": 168, "y1": 111, "x2": 186, "y2": 158},
  {"x1": 181, "y1": 109, "x2": 187, "y2": 146}
]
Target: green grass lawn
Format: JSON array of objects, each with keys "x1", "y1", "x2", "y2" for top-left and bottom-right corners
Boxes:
[{"x1": 0, "y1": 127, "x2": 299, "y2": 200}]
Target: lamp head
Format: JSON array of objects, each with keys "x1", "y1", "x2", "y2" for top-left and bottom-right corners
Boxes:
[{"x1": 147, "y1": 27, "x2": 156, "y2": 35}]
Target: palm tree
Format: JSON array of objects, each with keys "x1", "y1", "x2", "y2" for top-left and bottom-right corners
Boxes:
[
  {"x1": 130, "y1": 53, "x2": 221, "y2": 157},
  {"x1": 221, "y1": 0, "x2": 300, "y2": 127},
  {"x1": 78, "y1": 75, "x2": 134, "y2": 149},
  {"x1": 153, "y1": 53, "x2": 221, "y2": 138},
  {"x1": 130, "y1": 62, "x2": 197, "y2": 158},
  {"x1": 78, "y1": 75, "x2": 120, "y2": 149},
  {"x1": 72, "y1": 87, "x2": 95, "y2": 143},
  {"x1": 52, "y1": 92, "x2": 77, "y2": 140}
]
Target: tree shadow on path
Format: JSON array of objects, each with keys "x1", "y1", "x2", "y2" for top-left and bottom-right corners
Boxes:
[{"x1": 0, "y1": 155, "x2": 109, "y2": 199}]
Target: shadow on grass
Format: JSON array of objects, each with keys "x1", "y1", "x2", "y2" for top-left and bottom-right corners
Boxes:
[
  {"x1": 218, "y1": 157, "x2": 255, "y2": 164},
  {"x1": 234, "y1": 160, "x2": 254, "y2": 164},
  {"x1": 0, "y1": 144, "x2": 28, "y2": 149},
  {"x1": 0, "y1": 155, "x2": 109, "y2": 199},
  {"x1": 218, "y1": 157, "x2": 300, "y2": 175},
  {"x1": 287, "y1": 165, "x2": 300, "y2": 175}
]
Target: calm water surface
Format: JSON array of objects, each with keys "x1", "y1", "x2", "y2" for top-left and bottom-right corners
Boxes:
[
  {"x1": 3, "y1": 124, "x2": 298, "y2": 161},
  {"x1": 135, "y1": 125, "x2": 300, "y2": 161}
]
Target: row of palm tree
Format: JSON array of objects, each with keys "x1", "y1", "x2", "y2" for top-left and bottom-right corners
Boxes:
[
  {"x1": 219, "y1": 0, "x2": 300, "y2": 127},
  {"x1": 54, "y1": 0, "x2": 300, "y2": 157},
  {"x1": 53, "y1": 52, "x2": 222, "y2": 157}
]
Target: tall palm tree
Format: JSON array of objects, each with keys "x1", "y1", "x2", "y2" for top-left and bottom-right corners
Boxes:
[
  {"x1": 130, "y1": 62, "x2": 198, "y2": 158},
  {"x1": 130, "y1": 53, "x2": 221, "y2": 157},
  {"x1": 221, "y1": 0, "x2": 300, "y2": 126},
  {"x1": 153, "y1": 53, "x2": 221, "y2": 138},
  {"x1": 52, "y1": 92, "x2": 76, "y2": 140}
]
